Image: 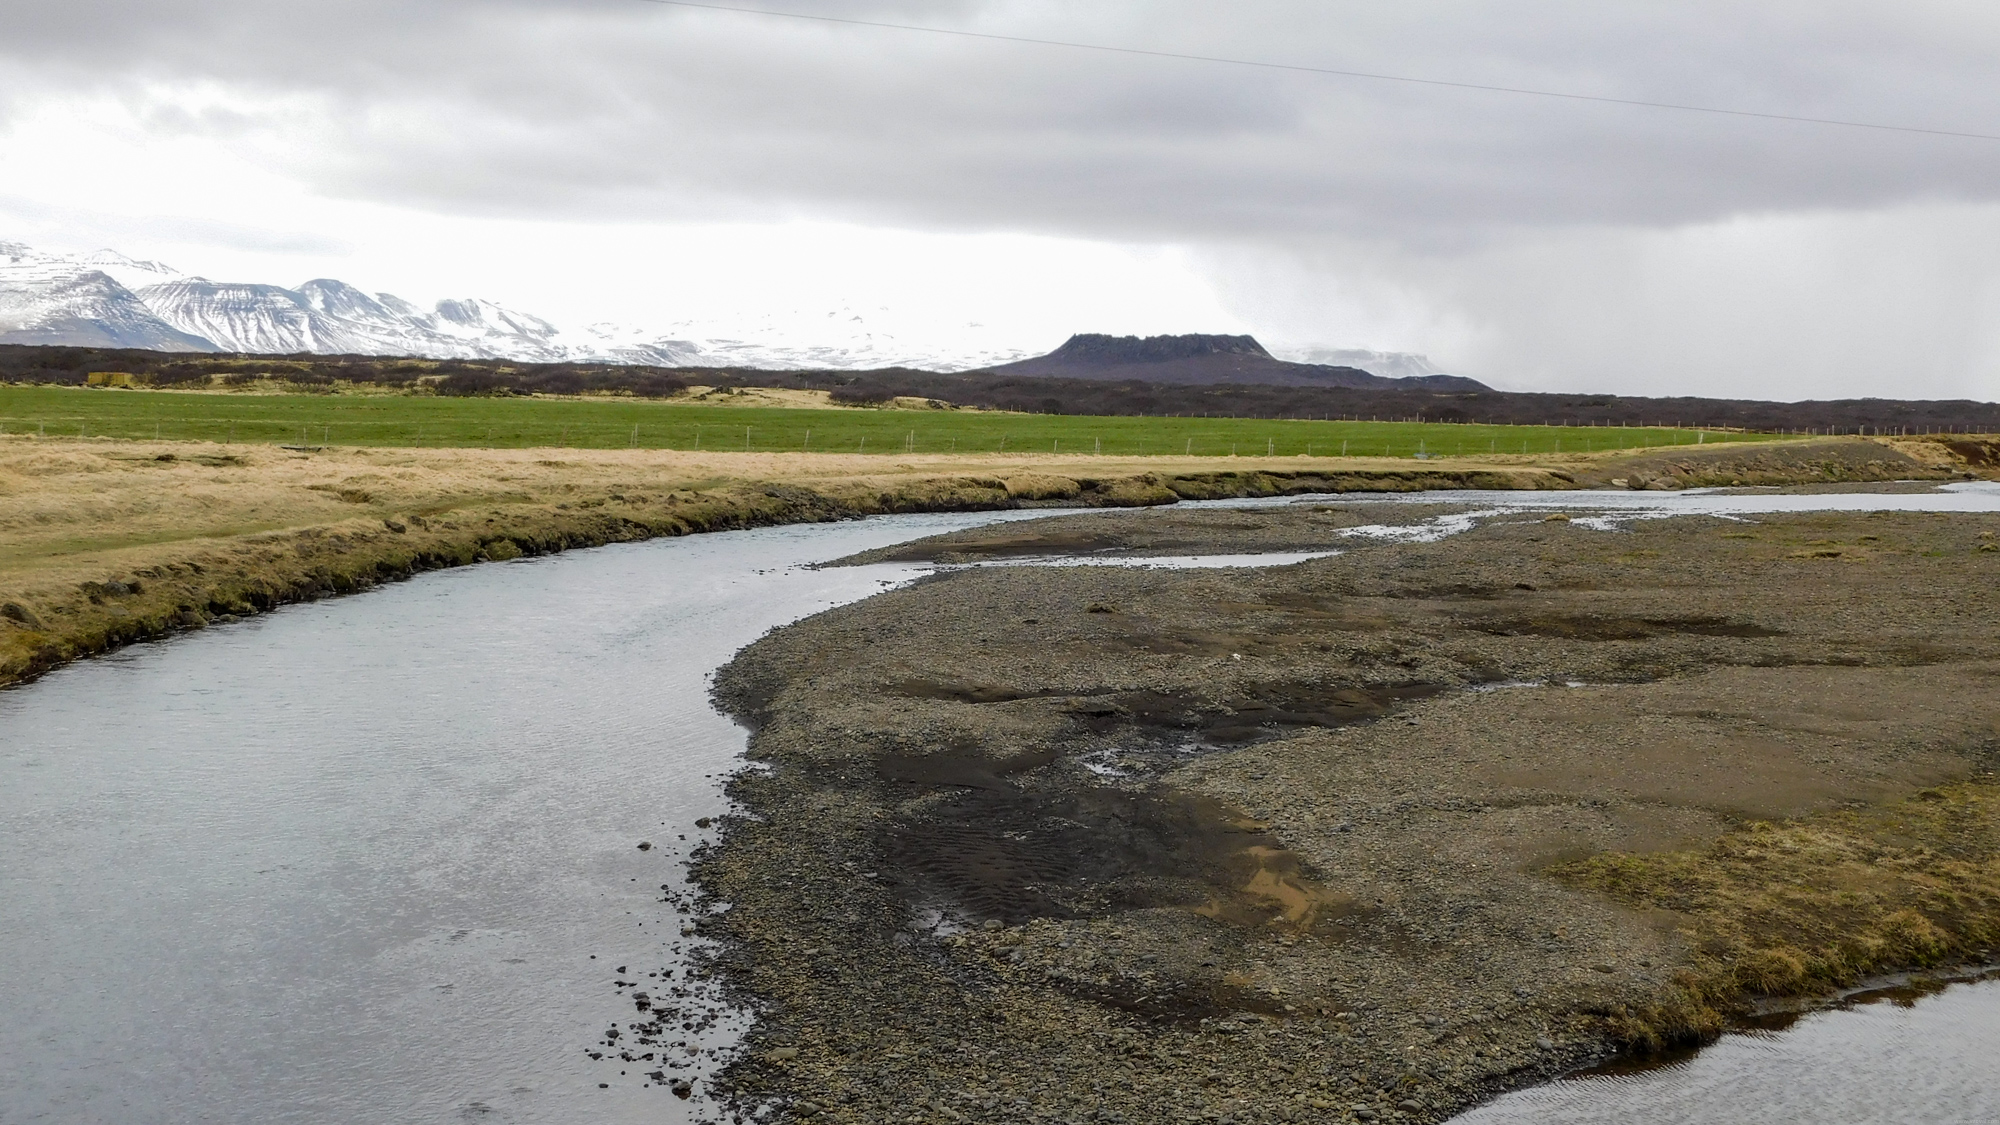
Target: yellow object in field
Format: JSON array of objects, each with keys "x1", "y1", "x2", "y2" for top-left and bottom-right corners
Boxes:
[{"x1": 85, "y1": 372, "x2": 141, "y2": 387}]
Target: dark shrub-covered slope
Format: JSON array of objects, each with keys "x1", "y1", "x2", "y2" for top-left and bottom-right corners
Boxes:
[{"x1": 3, "y1": 343, "x2": 1996, "y2": 433}]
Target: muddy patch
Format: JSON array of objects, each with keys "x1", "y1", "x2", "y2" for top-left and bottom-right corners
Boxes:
[
  {"x1": 886, "y1": 678, "x2": 1051, "y2": 705},
  {"x1": 881, "y1": 773, "x2": 1343, "y2": 936},
  {"x1": 876, "y1": 746, "x2": 1058, "y2": 789},
  {"x1": 892, "y1": 678, "x2": 1445, "y2": 746},
  {"x1": 1076, "y1": 682, "x2": 1445, "y2": 744},
  {"x1": 1470, "y1": 615, "x2": 1783, "y2": 641}
]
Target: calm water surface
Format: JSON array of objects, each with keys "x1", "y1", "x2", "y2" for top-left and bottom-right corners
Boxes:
[
  {"x1": 0, "y1": 509, "x2": 1075, "y2": 1125},
  {"x1": 1451, "y1": 977, "x2": 2000, "y2": 1125},
  {"x1": 6, "y1": 487, "x2": 2000, "y2": 1124}
]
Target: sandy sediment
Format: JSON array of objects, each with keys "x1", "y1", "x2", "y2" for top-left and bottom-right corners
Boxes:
[{"x1": 700, "y1": 502, "x2": 2000, "y2": 1124}]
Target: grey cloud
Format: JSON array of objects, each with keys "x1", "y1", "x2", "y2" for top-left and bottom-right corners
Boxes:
[
  {"x1": 8, "y1": 1, "x2": 2000, "y2": 244},
  {"x1": 13, "y1": 0, "x2": 2000, "y2": 400},
  {"x1": 0, "y1": 194, "x2": 353, "y2": 257},
  {"x1": 1205, "y1": 203, "x2": 2000, "y2": 401}
]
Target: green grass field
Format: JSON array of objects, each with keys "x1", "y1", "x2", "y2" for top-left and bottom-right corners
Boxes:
[{"x1": 0, "y1": 385, "x2": 1773, "y2": 458}]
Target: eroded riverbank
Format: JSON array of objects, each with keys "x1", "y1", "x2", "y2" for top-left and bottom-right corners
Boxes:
[
  {"x1": 1453, "y1": 970, "x2": 2000, "y2": 1123},
  {"x1": 1, "y1": 434, "x2": 1968, "y2": 689},
  {"x1": 1, "y1": 509, "x2": 1152, "y2": 1125},
  {"x1": 701, "y1": 501, "x2": 2000, "y2": 1124}
]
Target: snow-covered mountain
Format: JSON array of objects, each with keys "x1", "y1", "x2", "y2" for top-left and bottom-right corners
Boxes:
[
  {"x1": 0, "y1": 239, "x2": 1432, "y2": 376},
  {"x1": 133, "y1": 276, "x2": 617, "y2": 362},
  {"x1": 0, "y1": 242, "x2": 215, "y2": 351},
  {"x1": 0, "y1": 241, "x2": 184, "y2": 291},
  {"x1": 0, "y1": 240, "x2": 705, "y2": 363},
  {"x1": 0, "y1": 240, "x2": 977, "y2": 367}
]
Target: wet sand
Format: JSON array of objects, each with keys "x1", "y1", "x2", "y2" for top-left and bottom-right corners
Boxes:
[{"x1": 701, "y1": 501, "x2": 2000, "y2": 1123}]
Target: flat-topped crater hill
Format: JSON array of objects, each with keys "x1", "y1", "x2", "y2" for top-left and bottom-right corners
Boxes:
[
  {"x1": 983, "y1": 333, "x2": 1491, "y2": 392},
  {"x1": 698, "y1": 501, "x2": 2000, "y2": 1124}
]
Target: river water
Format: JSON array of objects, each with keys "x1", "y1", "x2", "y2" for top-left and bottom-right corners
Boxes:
[
  {"x1": 4, "y1": 487, "x2": 1999, "y2": 1125},
  {"x1": 1450, "y1": 975, "x2": 2000, "y2": 1125},
  {"x1": 0, "y1": 509, "x2": 1083, "y2": 1125}
]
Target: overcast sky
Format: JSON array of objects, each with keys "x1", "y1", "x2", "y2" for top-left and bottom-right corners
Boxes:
[{"x1": 5, "y1": 1, "x2": 1999, "y2": 398}]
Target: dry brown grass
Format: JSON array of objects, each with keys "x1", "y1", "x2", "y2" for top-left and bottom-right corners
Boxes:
[
  {"x1": 0, "y1": 435, "x2": 1574, "y2": 685},
  {"x1": 0, "y1": 434, "x2": 1530, "y2": 574},
  {"x1": 1, "y1": 431, "x2": 1986, "y2": 689},
  {"x1": 1552, "y1": 778, "x2": 2000, "y2": 1048}
]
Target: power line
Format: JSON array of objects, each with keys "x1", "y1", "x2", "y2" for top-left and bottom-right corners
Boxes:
[{"x1": 633, "y1": 0, "x2": 2000, "y2": 143}]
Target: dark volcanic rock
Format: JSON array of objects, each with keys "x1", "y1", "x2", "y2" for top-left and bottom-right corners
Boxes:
[{"x1": 1037, "y1": 333, "x2": 1273, "y2": 365}]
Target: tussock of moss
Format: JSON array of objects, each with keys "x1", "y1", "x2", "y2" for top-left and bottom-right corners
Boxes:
[{"x1": 1552, "y1": 779, "x2": 2000, "y2": 1049}]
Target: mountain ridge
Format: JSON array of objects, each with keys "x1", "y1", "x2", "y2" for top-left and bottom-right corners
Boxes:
[
  {"x1": 0, "y1": 262, "x2": 217, "y2": 352},
  {"x1": 0, "y1": 240, "x2": 1014, "y2": 369},
  {"x1": 985, "y1": 332, "x2": 1490, "y2": 392},
  {"x1": 0, "y1": 240, "x2": 1461, "y2": 382}
]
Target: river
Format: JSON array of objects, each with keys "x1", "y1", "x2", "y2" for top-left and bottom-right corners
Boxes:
[
  {"x1": 1450, "y1": 975, "x2": 2000, "y2": 1125},
  {"x1": 0, "y1": 509, "x2": 1082, "y2": 1125},
  {"x1": 3, "y1": 488, "x2": 1998, "y2": 1124}
]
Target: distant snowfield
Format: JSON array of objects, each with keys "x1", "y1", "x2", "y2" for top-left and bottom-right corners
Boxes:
[
  {"x1": 0, "y1": 239, "x2": 1435, "y2": 377},
  {"x1": 1277, "y1": 346, "x2": 1444, "y2": 380}
]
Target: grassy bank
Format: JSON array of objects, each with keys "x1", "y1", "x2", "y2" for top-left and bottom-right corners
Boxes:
[
  {"x1": 0, "y1": 437, "x2": 1579, "y2": 688},
  {"x1": 1555, "y1": 778, "x2": 2000, "y2": 1049},
  {"x1": 0, "y1": 430, "x2": 1977, "y2": 690},
  {"x1": 8, "y1": 423, "x2": 2000, "y2": 1124},
  {"x1": 0, "y1": 384, "x2": 1772, "y2": 458}
]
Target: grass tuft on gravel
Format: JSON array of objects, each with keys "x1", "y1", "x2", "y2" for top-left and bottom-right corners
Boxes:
[{"x1": 1553, "y1": 778, "x2": 2000, "y2": 1050}]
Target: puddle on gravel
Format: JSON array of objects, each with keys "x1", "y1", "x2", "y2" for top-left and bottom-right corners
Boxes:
[
  {"x1": 1312, "y1": 480, "x2": 2000, "y2": 542},
  {"x1": 892, "y1": 481, "x2": 2000, "y2": 567},
  {"x1": 1337, "y1": 511, "x2": 1487, "y2": 542}
]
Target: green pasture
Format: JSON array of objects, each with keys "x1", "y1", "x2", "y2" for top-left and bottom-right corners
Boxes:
[{"x1": 0, "y1": 385, "x2": 1774, "y2": 458}]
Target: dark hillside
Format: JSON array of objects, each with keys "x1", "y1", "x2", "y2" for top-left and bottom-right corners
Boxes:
[
  {"x1": 3, "y1": 343, "x2": 1997, "y2": 434},
  {"x1": 987, "y1": 333, "x2": 1489, "y2": 392}
]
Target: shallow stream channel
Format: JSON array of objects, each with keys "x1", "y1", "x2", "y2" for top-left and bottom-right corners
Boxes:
[{"x1": 5, "y1": 485, "x2": 2000, "y2": 1124}]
